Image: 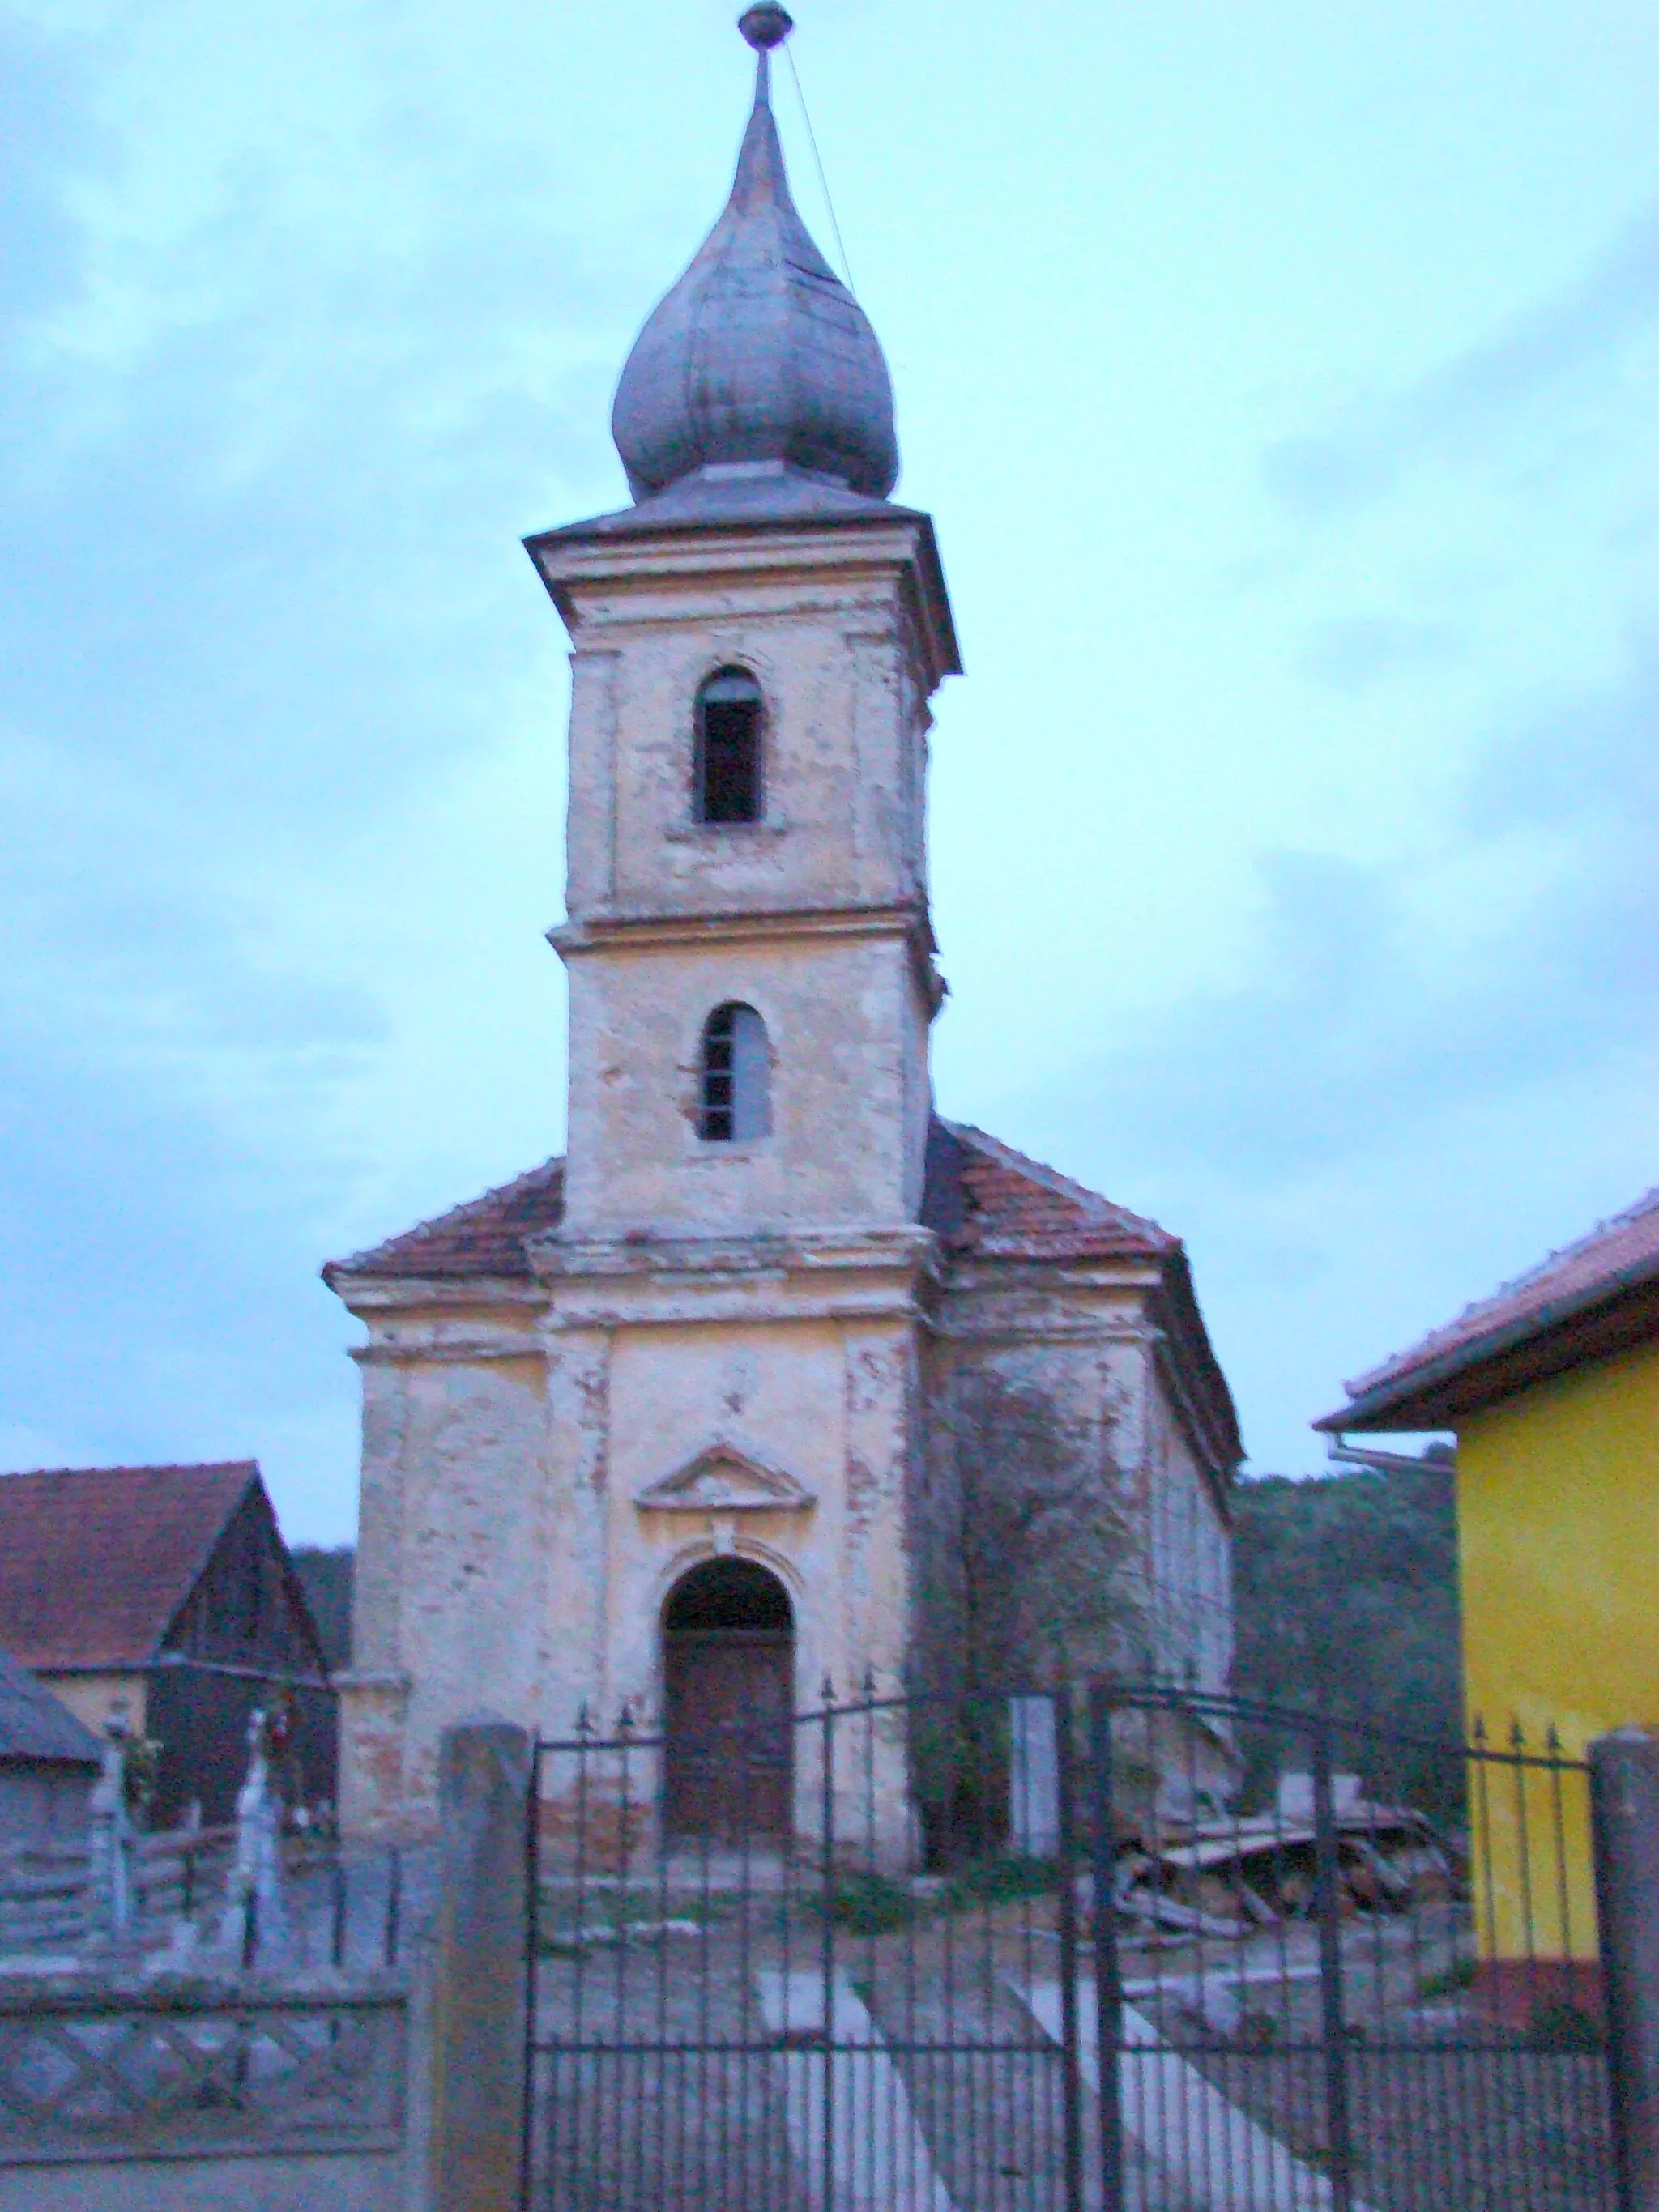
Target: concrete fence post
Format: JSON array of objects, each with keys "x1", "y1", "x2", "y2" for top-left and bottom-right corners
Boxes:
[
  {"x1": 429, "y1": 1716, "x2": 532, "y2": 2212},
  {"x1": 1590, "y1": 1727, "x2": 1659, "y2": 2212}
]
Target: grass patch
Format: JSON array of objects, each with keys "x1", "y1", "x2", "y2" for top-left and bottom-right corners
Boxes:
[
  {"x1": 942, "y1": 1856, "x2": 1060, "y2": 1912},
  {"x1": 1527, "y1": 2002, "x2": 1602, "y2": 2054},
  {"x1": 1416, "y1": 1958, "x2": 1477, "y2": 2001},
  {"x1": 808, "y1": 1871, "x2": 918, "y2": 1937}
]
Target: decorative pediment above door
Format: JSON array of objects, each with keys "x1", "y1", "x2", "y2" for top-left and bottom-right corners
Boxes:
[{"x1": 633, "y1": 1443, "x2": 815, "y2": 1515}]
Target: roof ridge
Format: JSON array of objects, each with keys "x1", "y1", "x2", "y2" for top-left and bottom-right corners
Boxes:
[
  {"x1": 1491, "y1": 1185, "x2": 1659, "y2": 1306},
  {"x1": 328, "y1": 1155, "x2": 565, "y2": 1274},
  {"x1": 945, "y1": 1122, "x2": 1175, "y2": 1244},
  {"x1": 1345, "y1": 1182, "x2": 1659, "y2": 1397},
  {"x1": 0, "y1": 1459, "x2": 257, "y2": 1482}
]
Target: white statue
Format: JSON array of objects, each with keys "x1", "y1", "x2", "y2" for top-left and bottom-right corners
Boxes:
[
  {"x1": 84, "y1": 1700, "x2": 138, "y2": 1950},
  {"x1": 216, "y1": 1707, "x2": 290, "y2": 1967}
]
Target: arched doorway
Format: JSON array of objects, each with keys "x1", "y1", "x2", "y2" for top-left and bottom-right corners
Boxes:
[{"x1": 662, "y1": 1558, "x2": 794, "y2": 1843}]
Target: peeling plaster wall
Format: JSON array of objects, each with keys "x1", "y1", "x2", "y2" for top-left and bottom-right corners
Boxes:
[
  {"x1": 533, "y1": 1291, "x2": 928, "y2": 1858},
  {"x1": 337, "y1": 1256, "x2": 1236, "y2": 1841},
  {"x1": 338, "y1": 1257, "x2": 932, "y2": 1843},
  {"x1": 333, "y1": 492, "x2": 1236, "y2": 1844},
  {"x1": 562, "y1": 931, "x2": 931, "y2": 1236},
  {"x1": 340, "y1": 1309, "x2": 551, "y2": 1832},
  {"x1": 598, "y1": 1316, "x2": 850, "y2": 1714},
  {"x1": 1145, "y1": 1384, "x2": 1234, "y2": 1698},
  {"x1": 559, "y1": 552, "x2": 933, "y2": 923},
  {"x1": 913, "y1": 1259, "x2": 1237, "y2": 1810},
  {"x1": 531, "y1": 1230, "x2": 933, "y2": 1712},
  {"x1": 924, "y1": 1268, "x2": 1158, "y2": 1688},
  {"x1": 551, "y1": 520, "x2": 943, "y2": 1243}
]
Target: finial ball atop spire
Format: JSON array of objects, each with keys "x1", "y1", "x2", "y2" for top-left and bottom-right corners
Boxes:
[{"x1": 739, "y1": 5, "x2": 794, "y2": 50}]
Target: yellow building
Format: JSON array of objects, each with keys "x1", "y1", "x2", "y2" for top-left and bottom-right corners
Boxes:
[{"x1": 1316, "y1": 1187, "x2": 1659, "y2": 2008}]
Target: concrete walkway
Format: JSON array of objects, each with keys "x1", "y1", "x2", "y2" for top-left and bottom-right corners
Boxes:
[
  {"x1": 1019, "y1": 1980, "x2": 1380, "y2": 2212},
  {"x1": 758, "y1": 1970, "x2": 956, "y2": 2212}
]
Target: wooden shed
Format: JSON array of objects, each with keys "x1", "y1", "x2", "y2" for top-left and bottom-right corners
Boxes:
[
  {"x1": 0, "y1": 1462, "x2": 335, "y2": 1829},
  {"x1": 0, "y1": 1646, "x2": 100, "y2": 1852}
]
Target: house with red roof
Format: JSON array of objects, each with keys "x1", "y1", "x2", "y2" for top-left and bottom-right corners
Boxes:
[
  {"x1": 322, "y1": 42, "x2": 1242, "y2": 1852},
  {"x1": 1316, "y1": 1186, "x2": 1659, "y2": 1747},
  {"x1": 0, "y1": 1462, "x2": 336, "y2": 1829},
  {"x1": 1316, "y1": 1188, "x2": 1659, "y2": 2002}
]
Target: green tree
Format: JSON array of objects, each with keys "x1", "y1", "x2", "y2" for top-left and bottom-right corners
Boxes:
[
  {"x1": 290, "y1": 1545, "x2": 354, "y2": 1673},
  {"x1": 1230, "y1": 1460, "x2": 1463, "y2": 1816}
]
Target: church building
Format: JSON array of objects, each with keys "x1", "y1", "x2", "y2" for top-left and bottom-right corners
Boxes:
[{"x1": 326, "y1": 6, "x2": 1240, "y2": 1848}]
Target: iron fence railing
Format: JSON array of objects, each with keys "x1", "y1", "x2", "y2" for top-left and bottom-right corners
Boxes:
[
  {"x1": 523, "y1": 1677, "x2": 1611, "y2": 2212},
  {"x1": 0, "y1": 1824, "x2": 407, "y2": 1974}
]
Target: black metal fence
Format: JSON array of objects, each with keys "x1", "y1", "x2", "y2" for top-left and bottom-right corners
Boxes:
[
  {"x1": 522, "y1": 1681, "x2": 1611, "y2": 2211},
  {"x1": 0, "y1": 1820, "x2": 409, "y2": 1973}
]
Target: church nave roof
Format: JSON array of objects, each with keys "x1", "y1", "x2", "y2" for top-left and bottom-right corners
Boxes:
[{"x1": 325, "y1": 1122, "x2": 1177, "y2": 1285}]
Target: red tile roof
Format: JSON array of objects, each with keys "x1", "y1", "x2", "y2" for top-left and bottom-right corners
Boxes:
[
  {"x1": 0, "y1": 1463, "x2": 258, "y2": 1672},
  {"x1": 325, "y1": 1125, "x2": 1174, "y2": 1283},
  {"x1": 1319, "y1": 1187, "x2": 1659, "y2": 1433},
  {"x1": 936, "y1": 1123, "x2": 1179, "y2": 1262},
  {"x1": 325, "y1": 1158, "x2": 567, "y2": 1281},
  {"x1": 324, "y1": 1125, "x2": 1242, "y2": 1473}
]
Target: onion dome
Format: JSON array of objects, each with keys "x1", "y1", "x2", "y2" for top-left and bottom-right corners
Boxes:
[{"x1": 612, "y1": 6, "x2": 899, "y2": 504}]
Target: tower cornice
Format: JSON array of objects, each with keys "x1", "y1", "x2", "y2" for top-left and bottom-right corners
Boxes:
[
  {"x1": 526, "y1": 469, "x2": 960, "y2": 695},
  {"x1": 550, "y1": 900, "x2": 947, "y2": 1017}
]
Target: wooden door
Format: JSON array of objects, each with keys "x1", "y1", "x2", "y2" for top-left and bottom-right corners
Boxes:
[{"x1": 664, "y1": 1630, "x2": 793, "y2": 1842}]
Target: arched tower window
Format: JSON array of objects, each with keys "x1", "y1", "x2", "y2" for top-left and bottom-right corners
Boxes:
[
  {"x1": 695, "y1": 667, "x2": 763, "y2": 824},
  {"x1": 700, "y1": 1003, "x2": 770, "y2": 1143}
]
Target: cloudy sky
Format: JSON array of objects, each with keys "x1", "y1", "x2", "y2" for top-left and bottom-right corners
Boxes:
[{"x1": 2, "y1": 0, "x2": 1654, "y2": 1543}]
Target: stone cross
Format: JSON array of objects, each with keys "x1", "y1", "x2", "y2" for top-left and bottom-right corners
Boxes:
[
  {"x1": 217, "y1": 1707, "x2": 290, "y2": 1967},
  {"x1": 83, "y1": 1701, "x2": 138, "y2": 1951}
]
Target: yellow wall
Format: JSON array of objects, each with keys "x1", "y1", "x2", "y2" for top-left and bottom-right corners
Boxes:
[
  {"x1": 1456, "y1": 1333, "x2": 1659, "y2": 1963},
  {"x1": 36, "y1": 1670, "x2": 146, "y2": 1741}
]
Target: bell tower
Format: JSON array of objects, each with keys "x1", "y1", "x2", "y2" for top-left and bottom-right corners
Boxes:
[
  {"x1": 512, "y1": 3, "x2": 961, "y2": 1761},
  {"x1": 526, "y1": 3, "x2": 959, "y2": 1244}
]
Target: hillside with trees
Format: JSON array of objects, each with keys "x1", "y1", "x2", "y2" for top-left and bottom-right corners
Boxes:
[
  {"x1": 1229, "y1": 1458, "x2": 1462, "y2": 1809},
  {"x1": 290, "y1": 1545, "x2": 354, "y2": 1674}
]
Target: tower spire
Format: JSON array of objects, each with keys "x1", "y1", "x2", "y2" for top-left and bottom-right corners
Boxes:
[{"x1": 610, "y1": 5, "x2": 898, "y2": 505}]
